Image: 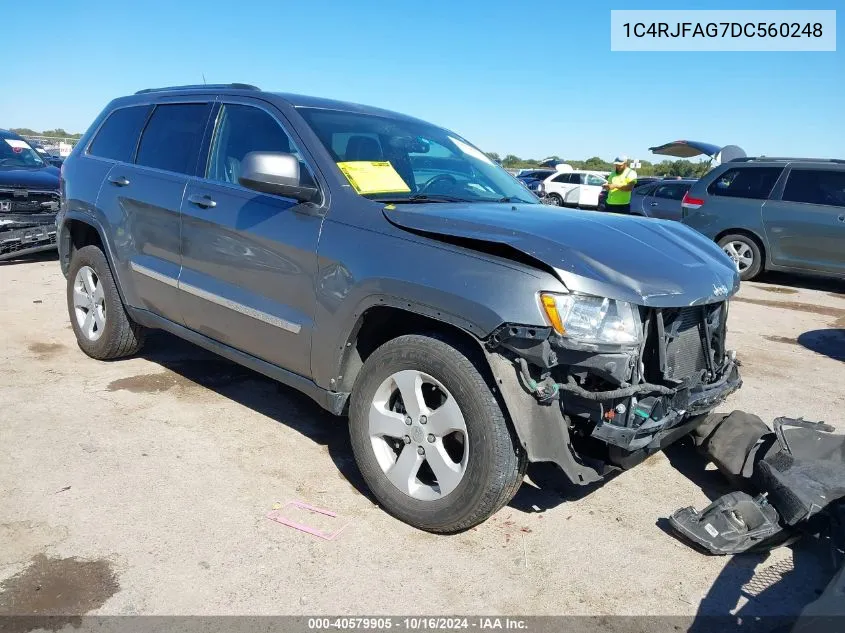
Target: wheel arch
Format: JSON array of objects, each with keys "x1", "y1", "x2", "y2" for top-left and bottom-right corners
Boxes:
[
  {"x1": 333, "y1": 302, "x2": 492, "y2": 396},
  {"x1": 60, "y1": 214, "x2": 108, "y2": 274},
  {"x1": 59, "y1": 214, "x2": 131, "y2": 307}
]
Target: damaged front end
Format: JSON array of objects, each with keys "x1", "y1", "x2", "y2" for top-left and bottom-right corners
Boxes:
[
  {"x1": 486, "y1": 299, "x2": 741, "y2": 483},
  {"x1": 0, "y1": 189, "x2": 59, "y2": 261}
]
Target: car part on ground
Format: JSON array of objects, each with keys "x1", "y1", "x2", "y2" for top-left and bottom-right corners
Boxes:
[
  {"x1": 58, "y1": 84, "x2": 742, "y2": 532},
  {"x1": 669, "y1": 412, "x2": 845, "y2": 556},
  {"x1": 0, "y1": 129, "x2": 61, "y2": 261}
]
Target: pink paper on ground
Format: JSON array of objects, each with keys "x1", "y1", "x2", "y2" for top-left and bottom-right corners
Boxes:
[{"x1": 266, "y1": 500, "x2": 350, "y2": 540}]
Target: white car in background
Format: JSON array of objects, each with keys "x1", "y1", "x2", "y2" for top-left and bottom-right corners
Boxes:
[{"x1": 540, "y1": 170, "x2": 607, "y2": 208}]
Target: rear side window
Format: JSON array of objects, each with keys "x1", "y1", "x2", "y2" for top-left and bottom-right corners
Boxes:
[
  {"x1": 782, "y1": 169, "x2": 845, "y2": 207},
  {"x1": 135, "y1": 103, "x2": 211, "y2": 175},
  {"x1": 707, "y1": 167, "x2": 783, "y2": 200},
  {"x1": 654, "y1": 183, "x2": 692, "y2": 200},
  {"x1": 88, "y1": 106, "x2": 151, "y2": 162},
  {"x1": 634, "y1": 183, "x2": 659, "y2": 196},
  {"x1": 586, "y1": 174, "x2": 605, "y2": 186}
]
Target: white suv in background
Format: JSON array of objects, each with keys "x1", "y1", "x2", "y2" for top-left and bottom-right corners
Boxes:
[{"x1": 540, "y1": 170, "x2": 607, "y2": 208}]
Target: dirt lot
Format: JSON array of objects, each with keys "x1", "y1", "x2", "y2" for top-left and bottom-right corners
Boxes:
[{"x1": 1, "y1": 253, "x2": 844, "y2": 619}]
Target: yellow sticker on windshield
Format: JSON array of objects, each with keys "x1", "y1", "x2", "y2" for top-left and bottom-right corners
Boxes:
[{"x1": 337, "y1": 161, "x2": 410, "y2": 195}]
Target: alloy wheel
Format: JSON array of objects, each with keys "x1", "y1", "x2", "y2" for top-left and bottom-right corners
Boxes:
[
  {"x1": 72, "y1": 265, "x2": 106, "y2": 341},
  {"x1": 368, "y1": 370, "x2": 469, "y2": 501},
  {"x1": 722, "y1": 240, "x2": 754, "y2": 273}
]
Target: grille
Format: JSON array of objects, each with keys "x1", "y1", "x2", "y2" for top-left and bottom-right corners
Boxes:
[
  {"x1": 0, "y1": 190, "x2": 60, "y2": 213},
  {"x1": 665, "y1": 307, "x2": 708, "y2": 381}
]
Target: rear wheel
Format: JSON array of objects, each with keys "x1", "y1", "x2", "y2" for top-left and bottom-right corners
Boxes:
[
  {"x1": 718, "y1": 233, "x2": 762, "y2": 281},
  {"x1": 348, "y1": 334, "x2": 526, "y2": 533},
  {"x1": 67, "y1": 245, "x2": 146, "y2": 359}
]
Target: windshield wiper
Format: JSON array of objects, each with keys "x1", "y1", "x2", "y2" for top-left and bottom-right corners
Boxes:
[
  {"x1": 376, "y1": 194, "x2": 474, "y2": 204},
  {"x1": 494, "y1": 196, "x2": 533, "y2": 204}
]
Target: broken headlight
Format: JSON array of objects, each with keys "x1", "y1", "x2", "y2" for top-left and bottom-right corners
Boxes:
[{"x1": 540, "y1": 293, "x2": 642, "y2": 346}]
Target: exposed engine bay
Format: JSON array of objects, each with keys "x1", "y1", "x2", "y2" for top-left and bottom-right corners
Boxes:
[{"x1": 487, "y1": 300, "x2": 741, "y2": 477}]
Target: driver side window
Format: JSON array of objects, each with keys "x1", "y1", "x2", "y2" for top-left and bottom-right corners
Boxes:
[{"x1": 207, "y1": 104, "x2": 315, "y2": 188}]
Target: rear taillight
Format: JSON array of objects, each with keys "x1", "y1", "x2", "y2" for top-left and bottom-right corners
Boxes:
[{"x1": 681, "y1": 192, "x2": 704, "y2": 210}]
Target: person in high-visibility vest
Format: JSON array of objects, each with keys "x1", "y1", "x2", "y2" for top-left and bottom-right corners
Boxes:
[{"x1": 603, "y1": 155, "x2": 637, "y2": 214}]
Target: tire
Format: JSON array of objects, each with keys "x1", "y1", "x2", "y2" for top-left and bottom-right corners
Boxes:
[
  {"x1": 348, "y1": 334, "x2": 527, "y2": 533},
  {"x1": 66, "y1": 245, "x2": 146, "y2": 360},
  {"x1": 717, "y1": 233, "x2": 763, "y2": 281},
  {"x1": 544, "y1": 193, "x2": 562, "y2": 206}
]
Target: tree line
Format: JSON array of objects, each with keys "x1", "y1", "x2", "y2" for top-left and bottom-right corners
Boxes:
[
  {"x1": 11, "y1": 127, "x2": 83, "y2": 140},
  {"x1": 486, "y1": 153, "x2": 711, "y2": 178}
]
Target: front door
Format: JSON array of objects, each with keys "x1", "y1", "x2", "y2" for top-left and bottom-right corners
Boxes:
[
  {"x1": 179, "y1": 101, "x2": 324, "y2": 378},
  {"x1": 763, "y1": 166, "x2": 845, "y2": 275}
]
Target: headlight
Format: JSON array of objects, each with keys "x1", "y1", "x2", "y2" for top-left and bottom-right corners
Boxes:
[
  {"x1": 540, "y1": 293, "x2": 642, "y2": 345},
  {"x1": 536, "y1": 182, "x2": 544, "y2": 193}
]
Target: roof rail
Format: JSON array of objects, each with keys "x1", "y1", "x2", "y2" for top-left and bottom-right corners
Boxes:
[
  {"x1": 135, "y1": 83, "x2": 260, "y2": 95},
  {"x1": 729, "y1": 156, "x2": 845, "y2": 164}
]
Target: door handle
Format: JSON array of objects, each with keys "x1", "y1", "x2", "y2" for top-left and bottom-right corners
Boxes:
[
  {"x1": 187, "y1": 194, "x2": 217, "y2": 209},
  {"x1": 650, "y1": 202, "x2": 659, "y2": 206},
  {"x1": 108, "y1": 175, "x2": 130, "y2": 187},
  {"x1": 838, "y1": 214, "x2": 845, "y2": 223}
]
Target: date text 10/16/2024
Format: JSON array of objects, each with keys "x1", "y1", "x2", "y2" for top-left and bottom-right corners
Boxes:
[{"x1": 307, "y1": 617, "x2": 528, "y2": 630}]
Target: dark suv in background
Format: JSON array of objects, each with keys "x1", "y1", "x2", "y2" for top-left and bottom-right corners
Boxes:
[
  {"x1": 681, "y1": 157, "x2": 845, "y2": 280},
  {"x1": 0, "y1": 128, "x2": 60, "y2": 260},
  {"x1": 57, "y1": 84, "x2": 740, "y2": 533}
]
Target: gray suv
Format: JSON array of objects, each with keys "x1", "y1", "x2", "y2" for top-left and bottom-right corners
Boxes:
[
  {"x1": 681, "y1": 157, "x2": 845, "y2": 280},
  {"x1": 58, "y1": 84, "x2": 741, "y2": 533}
]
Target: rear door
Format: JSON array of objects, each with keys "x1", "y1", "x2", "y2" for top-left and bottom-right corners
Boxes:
[
  {"x1": 648, "y1": 182, "x2": 692, "y2": 221},
  {"x1": 179, "y1": 99, "x2": 325, "y2": 377},
  {"x1": 546, "y1": 172, "x2": 572, "y2": 198},
  {"x1": 95, "y1": 100, "x2": 213, "y2": 322},
  {"x1": 762, "y1": 166, "x2": 845, "y2": 275},
  {"x1": 581, "y1": 173, "x2": 605, "y2": 207}
]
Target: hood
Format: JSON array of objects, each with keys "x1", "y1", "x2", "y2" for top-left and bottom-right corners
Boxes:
[
  {"x1": 0, "y1": 165, "x2": 60, "y2": 190},
  {"x1": 383, "y1": 203, "x2": 740, "y2": 307}
]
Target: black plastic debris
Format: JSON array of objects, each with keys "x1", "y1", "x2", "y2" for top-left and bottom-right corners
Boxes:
[
  {"x1": 670, "y1": 491, "x2": 785, "y2": 555},
  {"x1": 669, "y1": 412, "x2": 845, "y2": 556}
]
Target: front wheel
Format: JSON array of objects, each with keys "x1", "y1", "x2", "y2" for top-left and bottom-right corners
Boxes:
[{"x1": 348, "y1": 334, "x2": 526, "y2": 533}]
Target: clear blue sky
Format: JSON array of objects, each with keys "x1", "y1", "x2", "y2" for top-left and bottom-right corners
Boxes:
[{"x1": 2, "y1": 0, "x2": 842, "y2": 162}]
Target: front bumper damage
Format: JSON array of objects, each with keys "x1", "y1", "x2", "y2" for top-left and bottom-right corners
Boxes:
[
  {"x1": 0, "y1": 187, "x2": 60, "y2": 261},
  {"x1": 485, "y1": 301, "x2": 741, "y2": 484},
  {"x1": 0, "y1": 213, "x2": 58, "y2": 261}
]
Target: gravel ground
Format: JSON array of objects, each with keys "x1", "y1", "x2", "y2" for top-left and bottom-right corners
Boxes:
[{"x1": 1, "y1": 252, "x2": 843, "y2": 620}]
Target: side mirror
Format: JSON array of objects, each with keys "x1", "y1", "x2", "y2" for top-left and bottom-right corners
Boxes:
[{"x1": 238, "y1": 151, "x2": 320, "y2": 203}]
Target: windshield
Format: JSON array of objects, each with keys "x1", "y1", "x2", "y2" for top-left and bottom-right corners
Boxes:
[
  {"x1": 298, "y1": 108, "x2": 537, "y2": 204},
  {"x1": 0, "y1": 136, "x2": 46, "y2": 168}
]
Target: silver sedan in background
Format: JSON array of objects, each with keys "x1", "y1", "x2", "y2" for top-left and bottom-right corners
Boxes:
[{"x1": 629, "y1": 178, "x2": 696, "y2": 220}]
